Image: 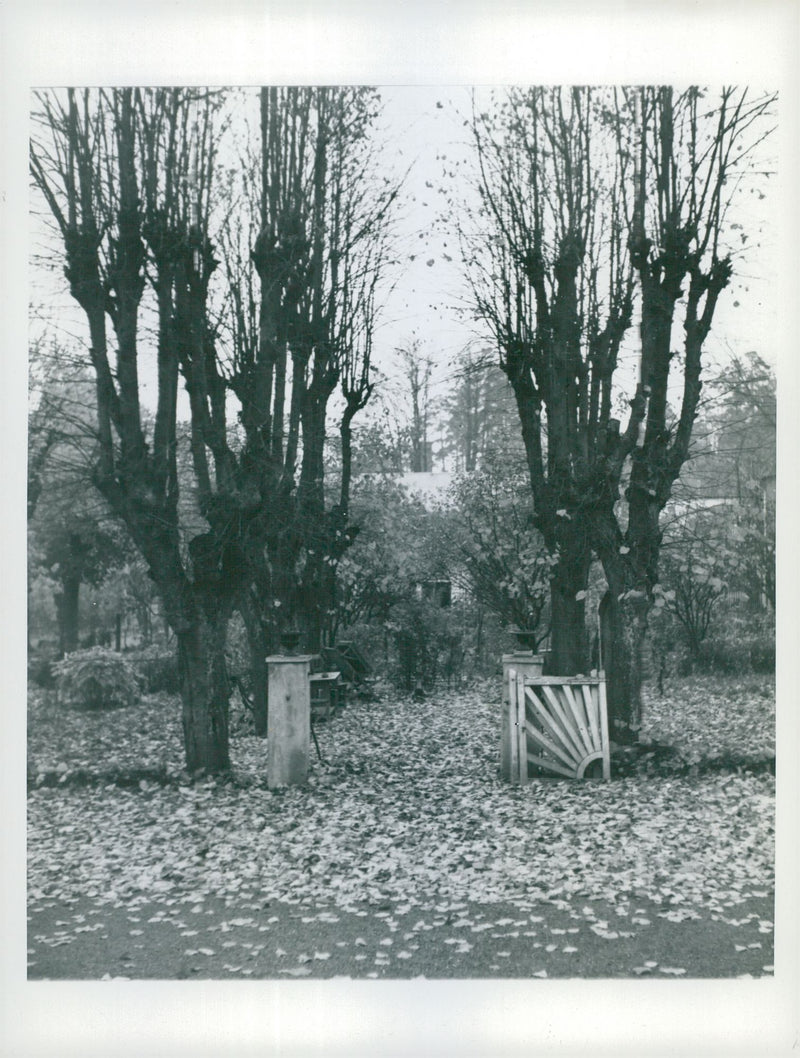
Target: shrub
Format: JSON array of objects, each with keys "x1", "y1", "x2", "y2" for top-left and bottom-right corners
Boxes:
[
  {"x1": 28, "y1": 651, "x2": 56, "y2": 689},
  {"x1": 388, "y1": 597, "x2": 477, "y2": 692},
  {"x1": 127, "y1": 643, "x2": 180, "y2": 694},
  {"x1": 391, "y1": 597, "x2": 448, "y2": 692},
  {"x1": 53, "y1": 647, "x2": 141, "y2": 710},
  {"x1": 647, "y1": 602, "x2": 774, "y2": 679},
  {"x1": 693, "y1": 634, "x2": 775, "y2": 675},
  {"x1": 688, "y1": 609, "x2": 774, "y2": 676}
]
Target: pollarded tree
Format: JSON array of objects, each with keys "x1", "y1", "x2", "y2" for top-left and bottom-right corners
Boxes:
[
  {"x1": 30, "y1": 88, "x2": 246, "y2": 771},
  {"x1": 596, "y1": 88, "x2": 775, "y2": 737},
  {"x1": 219, "y1": 87, "x2": 398, "y2": 730},
  {"x1": 31, "y1": 86, "x2": 398, "y2": 764},
  {"x1": 464, "y1": 86, "x2": 775, "y2": 740},
  {"x1": 464, "y1": 87, "x2": 636, "y2": 679}
]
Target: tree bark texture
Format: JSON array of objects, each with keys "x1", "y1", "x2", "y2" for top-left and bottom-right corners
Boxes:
[
  {"x1": 547, "y1": 545, "x2": 591, "y2": 675},
  {"x1": 239, "y1": 592, "x2": 270, "y2": 736},
  {"x1": 599, "y1": 587, "x2": 647, "y2": 744},
  {"x1": 177, "y1": 614, "x2": 232, "y2": 774},
  {"x1": 55, "y1": 574, "x2": 81, "y2": 656}
]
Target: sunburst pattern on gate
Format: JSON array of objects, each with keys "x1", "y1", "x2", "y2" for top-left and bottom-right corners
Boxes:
[{"x1": 508, "y1": 672, "x2": 611, "y2": 782}]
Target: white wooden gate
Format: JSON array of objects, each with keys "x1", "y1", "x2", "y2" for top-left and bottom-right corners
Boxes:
[{"x1": 507, "y1": 672, "x2": 611, "y2": 783}]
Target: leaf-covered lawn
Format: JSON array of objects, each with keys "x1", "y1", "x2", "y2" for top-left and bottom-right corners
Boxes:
[
  {"x1": 640, "y1": 674, "x2": 775, "y2": 765},
  {"x1": 27, "y1": 674, "x2": 775, "y2": 978}
]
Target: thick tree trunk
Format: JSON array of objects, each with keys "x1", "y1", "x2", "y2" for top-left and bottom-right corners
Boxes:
[
  {"x1": 599, "y1": 584, "x2": 649, "y2": 745},
  {"x1": 55, "y1": 575, "x2": 81, "y2": 656},
  {"x1": 298, "y1": 608, "x2": 322, "y2": 655},
  {"x1": 474, "y1": 605, "x2": 484, "y2": 674},
  {"x1": 177, "y1": 615, "x2": 232, "y2": 774},
  {"x1": 239, "y1": 595, "x2": 269, "y2": 737},
  {"x1": 137, "y1": 605, "x2": 152, "y2": 646},
  {"x1": 298, "y1": 550, "x2": 331, "y2": 654},
  {"x1": 547, "y1": 544, "x2": 591, "y2": 675},
  {"x1": 249, "y1": 647, "x2": 269, "y2": 736}
]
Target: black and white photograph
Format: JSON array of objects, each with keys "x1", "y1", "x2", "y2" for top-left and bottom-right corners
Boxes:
[{"x1": 3, "y1": 2, "x2": 799, "y2": 1056}]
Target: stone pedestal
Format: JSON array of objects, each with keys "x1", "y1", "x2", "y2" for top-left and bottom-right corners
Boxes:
[
  {"x1": 266, "y1": 655, "x2": 313, "y2": 789},
  {"x1": 500, "y1": 653, "x2": 543, "y2": 781}
]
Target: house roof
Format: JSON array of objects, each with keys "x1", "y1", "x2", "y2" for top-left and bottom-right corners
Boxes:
[{"x1": 396, "y1": 471, "x2": 454, "y2": 508}]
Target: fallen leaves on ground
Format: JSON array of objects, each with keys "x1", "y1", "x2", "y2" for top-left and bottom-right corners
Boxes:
[
  {"x1": 27, "y1": 675, "x2": 774, "y2": 978},
  {"x1": 640, "y1": 674, "x2": 775, "y2": 767}
]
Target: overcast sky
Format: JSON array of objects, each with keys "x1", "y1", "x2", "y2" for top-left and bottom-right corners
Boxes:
[
  {"x1": 28, "y1": 81, "x2": 778, "y2": 433},
  {"x1": 374, "y1": 84, "x2": 779, "y2": 390}
]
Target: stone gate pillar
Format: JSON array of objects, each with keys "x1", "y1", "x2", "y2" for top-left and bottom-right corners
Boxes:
[{"x1": 266, "y1": 654, "x2": 313, "y2": 788}]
